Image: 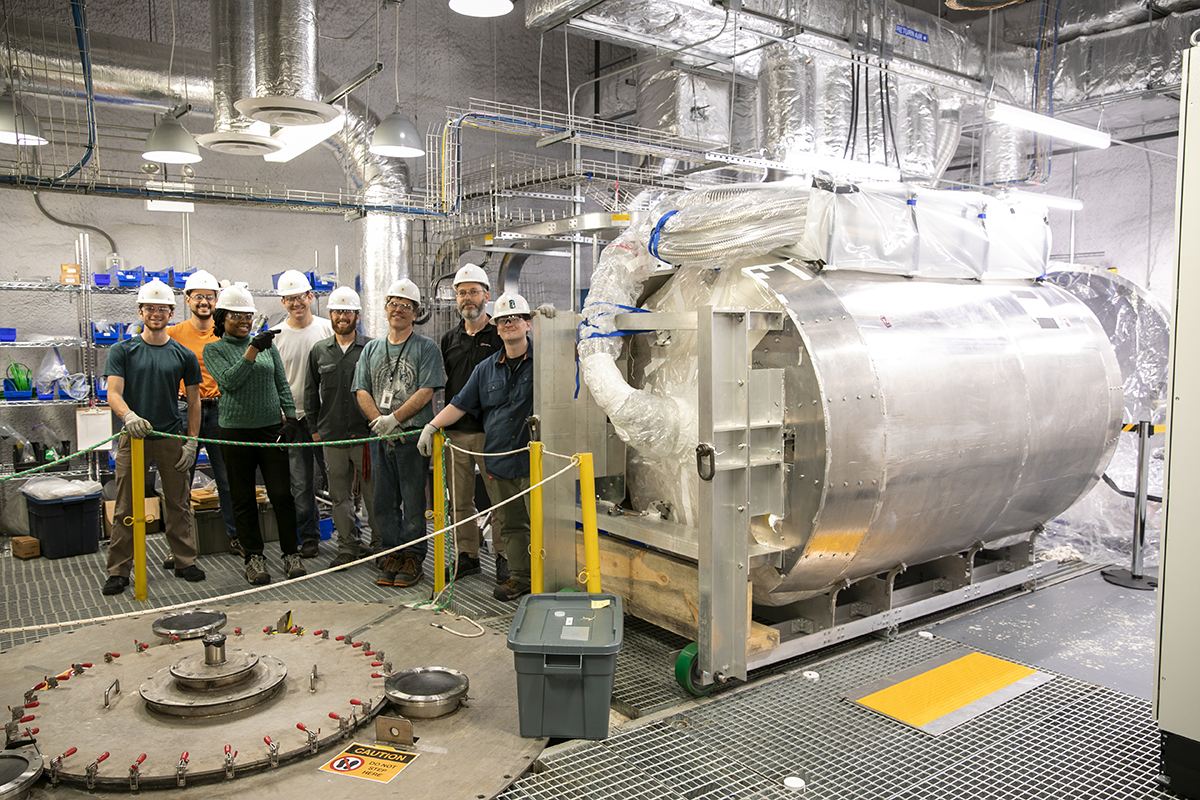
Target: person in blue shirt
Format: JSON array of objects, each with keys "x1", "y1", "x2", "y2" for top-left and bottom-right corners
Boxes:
[{"x1": 419, "y1": 292, "x2": 536, "y2": 601}]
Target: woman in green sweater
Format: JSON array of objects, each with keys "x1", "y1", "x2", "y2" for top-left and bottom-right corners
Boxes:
[{"x1": 203, "y1": 285, "x2": 305, "y2": 586}]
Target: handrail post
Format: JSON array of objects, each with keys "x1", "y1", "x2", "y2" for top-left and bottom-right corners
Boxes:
[
  {"x1": 577, "y1": 451, "x2": 602, "y2": 594},
  {"x1": 529, "y1": 440, "x2": 544, "y2": 593},
  {"x1": 131, "y1": 437, "x2": 146, "y2": 602},
  {"x1": 433, "y1": 431, "x2": 446, "y2": 594}
]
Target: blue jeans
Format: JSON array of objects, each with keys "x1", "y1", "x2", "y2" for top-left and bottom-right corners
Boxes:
[
  {"x1": 371, "y1": 438, "x2": 428, "y2": 560},
  {"x1": 288, "y1": 416, "x2": 321, "y2": 546},
  {"x1": 193, "y1": 401, "x2": 236, "y2": 538}
]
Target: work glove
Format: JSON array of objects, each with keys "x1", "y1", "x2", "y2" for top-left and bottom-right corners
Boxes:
[
  {"x1": 175, "y1": 439, "x2": 198, "y2": 472},
  {"x1": 281, "y1": 416, "x2": 301, "y2": 443},
  {"x1": 417, "y1": 423, "x2": 438, "y2": 457},
  {"x1": 370, "y1": 413, "x2": 401, "y2": 437},
  {"x1": 250, "y1": 328, "x2": 278, "y2": 352},
  {"x1": 123, "y1": 411, "x2": 153, "y2": 439},
  {"x1": 534, "y1": 303, "x2": 557, "y2": 319}
]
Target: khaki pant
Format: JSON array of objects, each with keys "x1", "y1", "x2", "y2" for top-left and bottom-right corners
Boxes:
[
  {"x1": 486, "y1": 475, "x2": 529, "y2": 583},
  {"x1": 446, "y1": 430, "x2": 505, "y2": 559},
  {"x1": 108, "y1": 433, "x2": 196, "y2": 577},
  {"x1": 323, "y1": 443, "x2": 378, "y2": 557}
]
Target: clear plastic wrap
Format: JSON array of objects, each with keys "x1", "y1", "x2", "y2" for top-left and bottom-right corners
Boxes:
[
  {"x1": 20, "y1": 477, "x2": 103, "y2": 500},
  {"x1": 802, "y1": 183, "x2": 1049, "y2": 279},
  {"x1": 636, "y1": 56, "x2": 732, "y2": 146}
]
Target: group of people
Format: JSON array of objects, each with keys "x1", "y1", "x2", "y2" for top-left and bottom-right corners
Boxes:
[{"x1": 101, "y1": 264, "x2": 544, "y2": 604}]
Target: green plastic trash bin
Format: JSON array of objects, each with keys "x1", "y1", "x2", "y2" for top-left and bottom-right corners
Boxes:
[{"x1": 507, "y1": 592, "x2": 623, "y2": 740}]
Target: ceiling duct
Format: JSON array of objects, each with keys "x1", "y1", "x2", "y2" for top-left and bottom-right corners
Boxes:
[
  {"x1": 235, "y1": 0, "x2": 338, "y2": 126},
  {"x1": 968, "y1": 0, "x2": 1200, "y2": 47},
  {"x1": 198, "y1": 0, "x2": 283, "y2": 156},
  {"x1": 1, "y1": 16, "x2": 409, "y2": 337}
]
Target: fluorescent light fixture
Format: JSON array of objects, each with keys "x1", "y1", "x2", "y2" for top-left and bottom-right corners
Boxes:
[
  {"x1": 1005, "y1": 189, "x2": 1084, "y2": 212},
  {"x1": 145, "y1": 198, "x2": 195, "y2": 213},
  {"x1": 985, "y1": 101, "x2": 1111, "y2": 150},
  {"x1": 449, "y1": 0, "x2": 514, "y2": 17},
  {"x1": 369, "y1": 105, "x2": 424, "y2": 158},
  {"x1": 263, "y1": 113, "x2": 345, "y2": 163},
  {"x1": 787, "y1": 151, "x2": 902, "y2": 182},
  {"x1": 0, "y1": 90, "x2": 48, "y2": 146},
  {"x1": 143, "y1": 114, "x2": 202, "y2": 164}
]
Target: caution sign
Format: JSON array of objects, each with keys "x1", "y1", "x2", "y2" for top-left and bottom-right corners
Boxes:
[{"x1": 319, "y1": 742, "x2": 418, "y2": 784}]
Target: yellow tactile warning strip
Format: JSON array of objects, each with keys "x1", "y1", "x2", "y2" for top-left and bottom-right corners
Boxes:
[{"x1": 845, "y1": 650, "x2": 1054, "y2": 735}]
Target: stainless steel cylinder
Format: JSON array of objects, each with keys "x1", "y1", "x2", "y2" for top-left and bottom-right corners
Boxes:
[{"x1": 203, "y1": 633, "x2": 227, "y2": 666}]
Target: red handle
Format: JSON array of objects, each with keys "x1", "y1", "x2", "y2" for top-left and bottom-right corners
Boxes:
[
  {"x1": 313, "y1": 630, "x2": 324, "y2": 636},
  {"x1": 27, "y1": 728, "x2": 38, "y2": 736},
  {"x1": 328, "y1": 712, "x2": 340, "y2": 720},
  {"x1": 349, "y1": 699, "x2": 363, "y2": 706},
  {"x1": 24, "y1": 701, "x2": 38, "y2": 709},
  {"x1": 96, "y1": 752, "x2": 110, "y2": 763},
  {"x1": 371, "y1": 661, "x2": 383, "y2": 667},
  {"x1": 335, "y1": 635, "x2": 346, "y2": 641},
  {"x1": 351, "y1": 641, "x2": 363, "y2": 648},
  {"x1": 19, "y1": 715, "x2": 34, "y2": 723},
  {"x1": 225, "y1": 745, "x2": 231, "y2": 755},
  {"x1": 109, "y1": 653, "x2": 121, "y2": 659},
  {"x1": 181, "y1": 752, "x2": 189, "y2": 762},
  {"x1": 133, "y1": 754, "x2": 146, "y2": 767},
  {"x1": 33, "y1": 682, "x2": 47, "y2": 691},
  {"x1": 296, "y1": 723, "x2": 307, "y2": 731},
  {"x1": 63, "y1": 747, "x2": 77, "y2": 758},
  {"x1": 234, "y1": 628, "x2": 242, "y2": 635},
  {"x1": 371, "y1": 672, "x2": 384, "y2": 678},
  {"x1": 81, "y1": 663, "x2": 93, "y2": 668},
  {"x1": 57, "y1": 674, "x2": 70, "y2": 682},
  {"x1": 262, "y1": 627, "x2": 271, "y2": 634},
  {"x1": 263, "y1": 736, "x2": 272, "y2": 745},
  {"x1": 364, "y1": 650, "x2": 375, "y2": 656}
]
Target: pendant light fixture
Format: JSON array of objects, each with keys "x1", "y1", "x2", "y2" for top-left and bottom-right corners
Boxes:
[
  {"x1": 370, "y1": 1, "x2": 424, "y2": 158},
  {"x1": 448, "y1": 0, "x2": 514, "y2": 17},
  {"x1": 142, "y1": 0, "x2": 202, "y2": 164},
  {"x1": 0, "y1": 89, "x2": 48, "y2": 146}
]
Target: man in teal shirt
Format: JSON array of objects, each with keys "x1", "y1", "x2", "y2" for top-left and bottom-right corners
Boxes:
[{"x1": 102, "y1": 280, "x2": 204, "y2": 596}]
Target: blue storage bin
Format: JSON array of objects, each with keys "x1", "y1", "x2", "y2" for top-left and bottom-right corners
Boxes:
[
  {"x1": 318, "y1": 517, "x2": 333, "y2": 540},
  {"x1": 95, "y1": 377, "x2": 108, "y2": 399},
  {"x1": 116, "y1": 267, "x2": 144, "y2": 286},
  {"x1": 173, "y1": 269, "x2": 194, "y2": 288},
  {"x1": 36, "y1": 387, "x2": 55, "y2": 401},
  {"x1": 312, "y1": 275, "x2": 335, "y2": 291},
  {"x1": 0, "y1": 327, "x2": 17, "y2": 342},
  {"x1": 25, "y1": 491, "x2": 102, "y2": 559},
  {"x1": 93, "y1": 274, "x2": 112, "y2": 287},
  {"x1": 92, "y1": 322, "x2": 121, "y2": 345},
  {"x1": 145, "y1": 269, "x2": 172, "y2": 284},
  {"x1": 3, "y1": 378, "x2": 33, "y2": 401}
]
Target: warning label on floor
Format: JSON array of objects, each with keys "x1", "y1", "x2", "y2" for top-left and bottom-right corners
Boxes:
[{"x1": 319, "y1": 742, "x2": 418, "y2": 783}]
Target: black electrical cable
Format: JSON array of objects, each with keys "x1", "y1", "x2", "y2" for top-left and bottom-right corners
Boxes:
[
  {"x1": 844, "y1": 59, "x2": 859, "y2": 160},
  {"x1": 32, "y1": 191, "x2": 117, "y2": 254},
  {"x1": 1102, "y1": 472, "x2": 1162, "y2": 504},
  {"x1": 864, "y1": 61, "x2": 872, "y2": 165},
  {"x1": 879, "y1": 70, "x2": 889, "y2": 168}
]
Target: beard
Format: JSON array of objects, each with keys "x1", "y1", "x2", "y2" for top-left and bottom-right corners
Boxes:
[
  {"x1": 459, "y1": 303, "x2": 482, "y2": 322},
  {"x1": 332, "y1": 318, "x2": 356, "y2": 335}
]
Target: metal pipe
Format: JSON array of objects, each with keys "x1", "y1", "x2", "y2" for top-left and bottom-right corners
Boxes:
[{"x1": 1132, "y1": 420, "x2": 1152, "y2": 579}]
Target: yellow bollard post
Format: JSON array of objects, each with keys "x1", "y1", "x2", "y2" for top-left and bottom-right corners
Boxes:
[
  {"x1": 432, "y1": 431, "x2": 446, "y2": 594},
  {"x1": 576, "y1": 451, "x2": 602, "y2": 594},
  {"x1": 529, "y1": 440, "x2": 544, "y2": 593},
  {"x1": 131, "y1": 436, "x2": 147, "y2": 601}
]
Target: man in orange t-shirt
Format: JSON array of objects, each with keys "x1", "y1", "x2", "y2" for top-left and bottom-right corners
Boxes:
[{"x1": 167, "y1": 270, "x2": 242, "y2": 557}]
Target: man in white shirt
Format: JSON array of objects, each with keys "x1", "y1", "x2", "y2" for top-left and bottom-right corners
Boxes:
[{"x1": 273, "y1": 269, "x2": 333, "y2": 559}]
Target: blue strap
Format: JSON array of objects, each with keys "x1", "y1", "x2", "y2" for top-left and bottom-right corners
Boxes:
[{"x1": 647, "y1": 210, "x2": 679, "y2": 261}]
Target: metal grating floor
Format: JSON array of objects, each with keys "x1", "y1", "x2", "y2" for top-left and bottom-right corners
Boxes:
[{"x1": 500, "y1": 635, "x2": 1174, "y2": 800}]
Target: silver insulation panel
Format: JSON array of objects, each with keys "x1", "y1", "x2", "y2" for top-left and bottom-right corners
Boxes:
[
  {"x1": 252, "y1": 0, "x2": 320, "y2": 103},
  {"x1": 211, "y1": 0, "x2": 256, "y2": 132}
]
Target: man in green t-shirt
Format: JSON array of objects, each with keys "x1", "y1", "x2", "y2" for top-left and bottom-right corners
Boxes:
[{"x1": 102, "y1": 280, "x2": 204, "y2": 596}]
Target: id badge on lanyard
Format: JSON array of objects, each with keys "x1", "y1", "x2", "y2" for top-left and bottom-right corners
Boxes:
[{"x1": 380, "y1": 388, "x2": 394, "y2": 409}]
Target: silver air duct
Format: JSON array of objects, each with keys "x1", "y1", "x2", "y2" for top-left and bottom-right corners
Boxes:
[
  {"x1": 1, "y1": 18, "x2": 409, "y2": 337},
  {"x1": 235, "y1": 0, "x2": 338, "y2": 126},
  {"x1": 199, "y1": 0, "x2": 284, "y2": 156}
]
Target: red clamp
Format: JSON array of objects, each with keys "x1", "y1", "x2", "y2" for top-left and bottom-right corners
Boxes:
[
  {"x1": 24, "y1": 701, "x2": 39, "y2": 709},
  {"x1": 313, "y1": 630, "x2": 324, "y2": 636},
  {"x1": 131, "y1": 754, "x2": 146, "y2": 770},
  {"x1": 296, "y1": 723, "x2": 308, "y2": 731},
  {"x1": 363, "y1": 650, "x2": 375, "y2": 656},
  {"x1": 349, "y1": 699, "x2": 363, "y2": 707},
  {"x1": 18, "y1": 715, "x2": 35, "y2": 724},
  {"x1": 335, "y1": 635, "x2": 346, "y2": 641},
  {"x1": 62, "y1": 747, "x2": 77, "y2": 759},
  {"x1": 371, "y1": 661, "x2": 383, "y2": 667},
  {"x1": 351, "y1": 641, "x2": 364, "y2": 648},
  {"x1": 179, "y1": 751, "x2": 189, "y2": 765},
  {"x1": 328, "y1": 712, "x2": 341, "y2": 720},
  {"x1": 370, "y1": 672, "x2": 384, "y2": 679}
]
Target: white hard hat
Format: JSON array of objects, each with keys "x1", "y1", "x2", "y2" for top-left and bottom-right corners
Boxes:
[
  {"x1": 492, "y1": 292, "x2": 531, "y2": 319},
  {"x1": 216, "y1": 285, "x2": 256, "y2": 313},
  {"x1": 137, "y1": 279, "x2": 176, "y2": 306},
  {"x1": 183, "y1": 270, "x2": 220, "y2": 293},
  {"x1": 453, "y1": 263, "x2": 490, "y2": 289},
  {"x1": 276, "y1": 269, "x2": 313, "y2": 296},
  {"x1": 386, "y1": 278, "x2": 421, "y2": 305},
  {"x1": 327, "y1": 286, "x2": 362, "y2": 311}
]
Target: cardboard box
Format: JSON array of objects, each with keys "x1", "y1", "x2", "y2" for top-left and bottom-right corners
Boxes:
[
  {"x1": 103, "y1": 497, "x2": 162, "y2": 537},
  {"x1": 11, "y1": 536, "x2": 40, "y2": 559},
  {"x1": 60, "y1": 264, "x2": 81, "y2": 286}
]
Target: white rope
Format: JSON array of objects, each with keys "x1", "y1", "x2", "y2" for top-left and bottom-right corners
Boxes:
[
  {"x1": 420, "y1": 612, "x2": 486, "y2": 638},
  {"x1": 444, "y1": 441, "x2": 529, "y2": 458},
  {"x1": 0, "y1": 457, "x2": 582, "y2": 637}
]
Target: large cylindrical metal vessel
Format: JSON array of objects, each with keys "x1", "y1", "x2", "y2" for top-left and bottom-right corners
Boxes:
[{"x1": 628, "y1": 262, "x2": 1123, "y2": 606}]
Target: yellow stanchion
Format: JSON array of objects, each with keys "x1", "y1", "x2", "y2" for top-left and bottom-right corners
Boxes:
[
  {"x1": 432, "y1": 431, "x2": 446, "y2": 594},
  {"x1": 577, "y1": 451, "x2": 602, "y2": 594},
  {"x1": 529, "y1": 440, "x2": 544, "y2": 593},
  {"x1": 131, "y1": 437, "x2": 147, "y2": 602}
]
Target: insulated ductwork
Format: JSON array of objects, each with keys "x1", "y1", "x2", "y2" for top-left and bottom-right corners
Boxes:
[
  {"x1": 235, "y1": 0, "x2": 338, "y2": 126},
  {"x1": 199, "y1": 0, "x2": 284, "y2": 156},
  {"x1": 971, "y1": 0, "x2": 1200, "y2": 46},
  {"x1": 0, "y1": 18, "x2": 409, "y2": 337}
]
